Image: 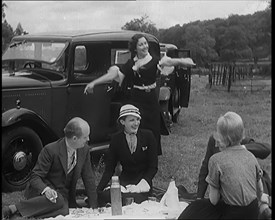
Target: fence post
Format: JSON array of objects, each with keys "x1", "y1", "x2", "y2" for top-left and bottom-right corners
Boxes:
[
  {"x1": 216, "y1": 64, "x2": 220, "y2": 85},
  {"x1": 231, "y1": 64, "x2": 236, "y2": 82},
  {"x1": 212, "y1": 64, "x2": 215, "y2": 85},
  {"x1": 209, "y1": 64, "x2": 212, "y2": 88},
  {"x1": 227, "y1": 65, "x2": 232, "y2": 92},
  {"x1": 222, "y1": 64, "x2": 226, "y2": 86},
  {"x1": 250, "y1": 67, "x2": 253, "y2": 93},
  {"x1": 218, "y1": 64, "x2": 222, "y2": 85}
]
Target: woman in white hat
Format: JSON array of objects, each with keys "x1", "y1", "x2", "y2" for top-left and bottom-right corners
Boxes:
[
  {"x1": 97, "y1": 104, "x2": 158, "y2": 206},
  {"x1": 84, "y1": 33, "x2": 195, "y2": 156}
]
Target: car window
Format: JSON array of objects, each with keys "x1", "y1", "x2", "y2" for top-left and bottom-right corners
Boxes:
[
  {"x1": 73, "y1": 43, "x2": 111, "y2": 81},
  {"x1": 2, "y1": 40, "x2": 68, "y2": 75},
  {"x1": 42, "y1": 52, "x2": 66, "y2": 72},
  {"x1": 74, "y1": 45, "x2": 87, "y2": 71},
  {"x1": 2, "y1": 41, "x2": 67, "y2": 63},
  {"x1": 111, "y1": 49, "x2": 131, "y2": 65},
  {"x1": 160, "y1": 52, "x2": 166, "y2": 59}
]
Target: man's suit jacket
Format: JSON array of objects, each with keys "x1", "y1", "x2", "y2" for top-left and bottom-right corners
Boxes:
[
  {"x1": 25, "y1": 138, "x2": 97, "y2": 208},
  {"x1": 97, "y1": 129, "x2": 158, "y2": 191},
  {"x1": 197, "y1": 135, "x2": 271, "y2": 198}
]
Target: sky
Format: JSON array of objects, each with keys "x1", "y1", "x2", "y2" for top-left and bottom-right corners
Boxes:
[{"x1": 4, "y1": 0, "x2": 270, "y2": 34}]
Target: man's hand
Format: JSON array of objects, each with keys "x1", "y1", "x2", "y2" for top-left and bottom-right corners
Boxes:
[
  {"x1": 44, "y1": 187, "x2": 58, "y2": 203},
  {"x1": 261, "y1": 193, "x2": 270, "y2": 205}
]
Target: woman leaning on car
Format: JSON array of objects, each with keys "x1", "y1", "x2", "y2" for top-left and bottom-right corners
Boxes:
[{"x1": 84, "y1": 33, "x2": 195, "y2": 155}]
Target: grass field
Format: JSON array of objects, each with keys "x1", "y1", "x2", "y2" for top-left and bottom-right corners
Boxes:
[
  {"x1": 2, "y1": 74, "x2": 271, "y2": 219},
  {"x1": 156, "y1": 74, "x2": 271, "y2": 193}
]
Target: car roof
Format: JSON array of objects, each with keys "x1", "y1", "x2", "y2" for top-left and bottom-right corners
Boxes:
[{"x1": 12, "y1": 30, "x2": 159, "y2": 44}]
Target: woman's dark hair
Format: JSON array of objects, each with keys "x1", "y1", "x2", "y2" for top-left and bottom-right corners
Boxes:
[{"x1": 128, "y1": 33, "x2": 149, "y2": 58}]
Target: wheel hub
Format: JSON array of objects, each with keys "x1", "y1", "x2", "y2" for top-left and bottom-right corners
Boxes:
[{"x1": 13, "y1": 151, "x2": 27, "y2": 171}]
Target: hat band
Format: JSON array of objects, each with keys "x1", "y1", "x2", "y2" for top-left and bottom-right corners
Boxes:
[{"x1": 119, "y1": 109, "x2": 140, "y2": 117}]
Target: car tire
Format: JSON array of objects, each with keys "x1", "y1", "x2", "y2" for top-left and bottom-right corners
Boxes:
[
  {"x1": 171, "y1": 88, "x2": 181, "y2": 123},
  {"x1": 172, "y1": 110, "x2": 180, "y2": 123},
  {"x1": 2, "y1": 126, "x2": 43, "y2": 192}
]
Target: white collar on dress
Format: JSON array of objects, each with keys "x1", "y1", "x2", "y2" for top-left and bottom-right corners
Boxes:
[{"x1": 132, "y1": 53, "x2": 152, "y2": 71}]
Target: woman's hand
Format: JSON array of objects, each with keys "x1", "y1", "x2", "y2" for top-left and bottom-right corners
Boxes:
[
  {"x1": 84, "y1": 81, "x2": 95, "y2": 94},
  {"x1": 125, "y1": 179, "x2": 150, "y2": 193},
  {"x1": 180, "y1": 58, "x2": 196, "y2": 67},
  {"x1": 136, "y1": 179, "x2": 150, "y2": 192},
  {"x1": 126, "y1": 184, "x2": 139, "y2": 193}
]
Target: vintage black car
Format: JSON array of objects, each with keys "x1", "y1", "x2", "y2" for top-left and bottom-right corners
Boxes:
[
  {"x1": 159, "y1": 43, "x2": 192, "y2": 125},
  {"x1": 2, "y1": 30, "x2": 191, "y2": 192}
]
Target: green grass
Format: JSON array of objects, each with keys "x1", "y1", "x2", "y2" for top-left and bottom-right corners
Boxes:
[
  {"x1": 2, "y1": 74, "x2": 271, "y2": 219},
  {"x1": 156, "y1": 75, "x2": 271, "y2": 193}
]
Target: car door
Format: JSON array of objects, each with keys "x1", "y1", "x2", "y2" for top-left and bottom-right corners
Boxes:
[
  {"x1": 175, "y1": 49, "x2": 192, "y2": 108},
  {"x1": 67, "y1": 42, "x2": 116, "y2": 144}
]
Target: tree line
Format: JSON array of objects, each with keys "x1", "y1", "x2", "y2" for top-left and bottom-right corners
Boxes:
[
  {"x1": 2, "y1": 2, "x2": 28, "y2": 53},
  {"x1": 122, "y1": 7, "x2": 271, "y2": 67},
  {"x1": 2, "y1": 2, "x2": 271, "y2": 67}
]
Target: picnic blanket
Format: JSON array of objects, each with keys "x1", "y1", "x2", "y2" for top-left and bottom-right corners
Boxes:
[
  {"x1": 44, "y1": 200, "x2": 189, "y2": 219},
  {"x1": 43, "y1": 185, "x2": 194, "y2": 219}
]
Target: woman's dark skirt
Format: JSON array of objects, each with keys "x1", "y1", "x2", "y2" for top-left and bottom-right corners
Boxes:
[{"x1": 129, "y1": 88, "x2": 162, "y2": 155}]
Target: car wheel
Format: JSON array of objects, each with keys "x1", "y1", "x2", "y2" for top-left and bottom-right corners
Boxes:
[
  {"x1": 2, "y1": 126, "x2": 43, "y2": 192},
  {"x1": 171, "y1": 88, "x2": 181, "y2": 123}
]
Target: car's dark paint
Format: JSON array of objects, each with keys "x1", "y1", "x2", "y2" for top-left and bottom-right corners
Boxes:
[{"x1": 159, "y1": 43, "x2": 192, "y2": 123}]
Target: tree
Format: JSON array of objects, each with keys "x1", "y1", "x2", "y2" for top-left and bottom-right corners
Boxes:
[
  {"x1": 245, "y1": 10, "x2": 271, "y2": 64},
  {"x1": 2, "y1": 2, "x2": 14, "y2": 53},
  {"x1": 2, "y1": 2, "x2": 7, "y2": 21},
  {"x1": 182, "y1": 24, "x2": 218, "y2": 65},
  {"x1": 121, "y1": 15, "x2": 159, "y2": 37},
  {"x1": 218, "y1": 25, "x2": 252, "y2": 62},
  {"x1": 158, "y1": 24, "x2": 184, "y2": 48},
  {"x1": 2, "y1": 20, "x2": 13, "y2": 53},
  {"x1": 14, "y1": 22, "x2": 24, "y2": 36}
]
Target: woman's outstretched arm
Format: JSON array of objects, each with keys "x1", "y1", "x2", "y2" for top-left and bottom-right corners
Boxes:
[
  {"x1": 159, "y1": 55, "x2": 196, "y2": 68},
  {"x1": 84, "y1": 65, "x2": 124, "y2": 94}
]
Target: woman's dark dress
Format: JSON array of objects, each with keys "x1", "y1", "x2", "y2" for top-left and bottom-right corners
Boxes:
[{"x1": 120, "y1": 57, "x2": 162, "y2": 155}]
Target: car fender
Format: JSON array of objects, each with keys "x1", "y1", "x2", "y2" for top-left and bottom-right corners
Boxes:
[
  {"x1": 2, "y1": 108, "x2": 58, "y2": 145},
  {"x1": 158, "y1": 86, "x2": 171, "y2": 101}
]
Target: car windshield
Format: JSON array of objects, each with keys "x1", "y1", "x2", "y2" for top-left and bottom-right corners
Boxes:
[
  {"x1": 2, "y1": 40, "x2": 68, "y2": 73},
  {"x1": 3, "y1": 40, "x2": 67, "y2": 62}
]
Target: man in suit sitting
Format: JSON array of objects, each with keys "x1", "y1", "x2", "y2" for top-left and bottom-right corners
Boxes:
[{"x1": 2, "y1": 117, "x2": 98, "y2": 219}]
